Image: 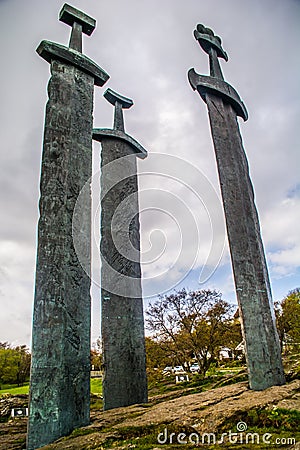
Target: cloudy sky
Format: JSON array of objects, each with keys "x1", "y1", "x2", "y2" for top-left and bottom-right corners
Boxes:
[{"x1": 0, "y1": 0, "x2": 299, "y2": 347}]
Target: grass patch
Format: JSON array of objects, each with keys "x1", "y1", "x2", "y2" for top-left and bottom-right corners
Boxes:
[
  {"x1": 90, "y1": 396, "x2": 103, "y2": 411},
  {"x1": 221, "y1": 406, "x2": 300, "y2": 431},
  {"x1": 0, "y1": 384, "x2": 29, "y2": 396},
  {"x1": 216, "y1": 407, "x2": 300, "y2": 449},
  {"x1": 147, "y1": 369, "x2": 248, "y2": 401},
  {"x1": 0, "y1": 378, "x2": 103, "y2": 397},
  {"x1": 248, "y1": 407, "x2": 300, "y2": 430},
  {"x1": 90, "y1": 377, "x2": 102, "y2": 395},
  {"x1": 100, "y1": 424, "x2": 166, "y2": 449},
  {"x1": 97, "y1": 412, "x2": 300, "y2": 450},
  {"x1": 70, "y1": 427, "x2": 98, "y2": 438}
]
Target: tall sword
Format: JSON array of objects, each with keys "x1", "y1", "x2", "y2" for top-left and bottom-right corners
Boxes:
[
  {"x1": 188, "y1": 24, "x2": 285, "y2": 390},
  {"x1": 27, "y1": 5, "x2": 109, "y2": 449},
  {"x1": 93, "y1": 88, "x2": 148, "y2": 410}
]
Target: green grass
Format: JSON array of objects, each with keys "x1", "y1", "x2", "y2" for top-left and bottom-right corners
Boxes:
[
  {"x1": 222, "y1": 407, "x2": 300, "y2": 431},
  {"x1": 90, "y1": 377, "x2": 102, "y2": 395},
  {"x1": 215, "y1": 407, "x2": 300, "y2": 449},
  {"x1": 91, "y1": 409, "x2": 300, "y2": 449},
  {"x1": 147, "y1": 366, "x2": 248, "y2": 398},
  {"x1": 0, "y1": 383, "x2": 29, "y2": 395},
  {"x1": 0, "y1": 378, "x2": 103, "y2": 397}
]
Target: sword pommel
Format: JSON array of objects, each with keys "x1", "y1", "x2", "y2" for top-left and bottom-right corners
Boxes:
[
  {"x1": 103, "y1": 88, "x2": 134, "y2": 132},
  {"x1": 59, "y1": 4, "x2": 96, "y2": 52},
  {"x1": 59, "y1": 4, "x2": 96, "y2": 36},
  {"x1": 194, "y1": 24, "x2": 228, "y2": 61},
  {"x1": 104, "y1": 88, "x2": 134, "y2": 109}
]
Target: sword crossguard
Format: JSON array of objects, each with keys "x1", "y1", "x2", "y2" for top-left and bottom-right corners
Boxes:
[
  {"x1": 59, "y1": 3, "x2": 96, "y2": 52},
  {"x1": 104, "y1": 88, "x2": 133, "y2": 132}
]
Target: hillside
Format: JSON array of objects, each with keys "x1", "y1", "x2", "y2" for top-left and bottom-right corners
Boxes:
[{"x1": 1, "y1": 378, "x2": 300, "y2": 449}]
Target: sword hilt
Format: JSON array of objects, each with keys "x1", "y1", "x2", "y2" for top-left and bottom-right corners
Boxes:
[
  {"x1": 103, "y1": 88, "x2": 133, "y2": 132},
  {"x1": 194, "y1": 24, "x2": 228, "y2": 80},
  {"x1": 59, "y1": 3, "x2": 96, "y2": 52}
]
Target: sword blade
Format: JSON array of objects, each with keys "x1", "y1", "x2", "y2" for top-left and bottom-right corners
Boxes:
[{"x1": 206, "y1": 92, "x2": 285, "y2": 389}]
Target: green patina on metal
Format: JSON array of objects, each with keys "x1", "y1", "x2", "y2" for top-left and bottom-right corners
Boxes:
[
  {"x1": 93, "y1": 88, "x2": 148, "y2": 411},
  {"x1": 27, "y1": 4, "x2": 109, "y2": 449},
  {"x1": 188, "y1": 24, "x2": 285, "y2": 391}
]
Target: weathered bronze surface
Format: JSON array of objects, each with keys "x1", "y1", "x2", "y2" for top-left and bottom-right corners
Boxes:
[
  {"x1": 36, "y1": 40, "x2": 109, "y2": 87},
  {"x1": 188, "y1": 24, "x2": 285, "y2": 390},
  {"x1": 93, "y1": 88, "x2": 148, "y2": 410},
  {"x1": 27, "y1": 5, "x2": 109, "y2": 449}
]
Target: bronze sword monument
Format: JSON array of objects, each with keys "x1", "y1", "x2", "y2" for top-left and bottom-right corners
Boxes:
[
  {"x1": 27, "y1": 5, "x2": 109, "y2": 449},
  {"x1": 93, "y1": 88, "x2": 148, "y2": 410},
  {"x1": 188, "y1": 24, "x2": 285, "y2": 390}
]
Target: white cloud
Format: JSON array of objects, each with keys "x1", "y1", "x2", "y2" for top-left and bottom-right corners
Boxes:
[
  {"x1": 0, "y1": 241, "x2": 34, "y2": 345},
  {"x1": 263, "y1": 195, "x2": 300, "y2": 276}
]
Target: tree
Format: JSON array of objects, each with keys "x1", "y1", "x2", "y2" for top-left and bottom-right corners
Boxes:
[
  {"x1": 0, "y1": 343, "x2": 31, "y2": 388},
  {"x1": 146, "y1": 289, "x2": 236, "y2": 377},
  {"x1": 276, "y1": 288, "x2": 300, "y2": 352},
  {"x1": 90, "y1": 349, "x2": 102, "y2": 371},
  {"x1": 15, "y1": 345, "x2": 31, "y2": 386},
  {"x1": 145, "y1": 336, "x2": 169, "y2": 370},
  {"x1": 222, "y1": 318, "x2": 243, "y2": 353}
]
